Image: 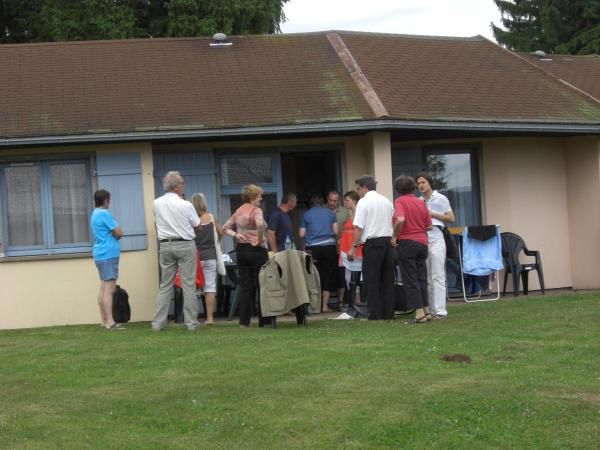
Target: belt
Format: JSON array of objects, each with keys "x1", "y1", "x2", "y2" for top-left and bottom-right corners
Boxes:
[{"x1": 159, "y1": 237, "x2": 191, "y2": 243}]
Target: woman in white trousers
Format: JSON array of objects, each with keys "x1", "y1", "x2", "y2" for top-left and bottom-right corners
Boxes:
[{"x1": 416, "y1": 172, "x2": 455, "y2": 319}]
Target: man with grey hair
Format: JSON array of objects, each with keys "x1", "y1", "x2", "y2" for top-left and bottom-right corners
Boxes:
[
  {"x1": 152, "y1": 171, "x2": 201, "y2": 332},
  {"x1": 347, "y1": 175, "x2": 395, "y2": 320}
]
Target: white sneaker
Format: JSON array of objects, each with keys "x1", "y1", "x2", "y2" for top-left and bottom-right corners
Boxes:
[{"x1": 330, "y1": 312, "x2": 354, "y2": 320}]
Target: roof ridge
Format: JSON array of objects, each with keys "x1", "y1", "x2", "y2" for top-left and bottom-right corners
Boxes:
[
  {"x1": 478, "y1": 36, "x2": 600, "y2": 106},
  {"x1": 326, "y1": 32, "x2": 388, "y2": 118},
  {"x1": 334, "y1": 30, "x2": 484, "y2": 41},
  {"x1": 0, "y1": 36, "x2": 222, "y2": 48},
  {"x1": 519, "y1": 51, "x2": 600, "y2": 59}
]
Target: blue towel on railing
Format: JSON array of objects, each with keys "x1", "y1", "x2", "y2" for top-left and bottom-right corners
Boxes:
[{"x1": 462, "y1": 226, "x2": 503, "y2": 275}]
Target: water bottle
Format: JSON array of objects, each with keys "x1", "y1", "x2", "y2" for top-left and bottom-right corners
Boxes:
[{"x1": 285, "y1": 236, "x2": 292, "y2": 250}]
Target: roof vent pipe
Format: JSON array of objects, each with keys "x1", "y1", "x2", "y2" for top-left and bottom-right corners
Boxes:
[{"x1": 210, "y1": 33, "x2": 232, "y2": 47}]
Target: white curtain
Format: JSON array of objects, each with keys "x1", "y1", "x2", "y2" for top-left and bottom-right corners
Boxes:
[
  {"x1": 51, "y1": 164, "x2": 90, "y2": 244},
  {"x1": 6, "y1": 166, "x2": 44, "y2": 246}
]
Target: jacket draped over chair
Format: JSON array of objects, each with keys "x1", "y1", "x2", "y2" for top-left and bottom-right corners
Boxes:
[{"x1": 259, "y1": 250, "x2": 321, "y2": 317}]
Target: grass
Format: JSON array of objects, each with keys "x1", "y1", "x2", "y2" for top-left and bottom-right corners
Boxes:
[{"x1": 1, "y1": 293, "x2": 599, "y2": 449}]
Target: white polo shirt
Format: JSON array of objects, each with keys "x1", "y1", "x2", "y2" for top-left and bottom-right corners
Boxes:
[
  {"x1": 424, "y1": 190, "x2": 452, "y2": 243},
  {"x1": 353, "y1": 190, "x2": 394, "y2": 242},
  {"x1": 153, "y1": 192, "x2": 200, "y2": 241}
]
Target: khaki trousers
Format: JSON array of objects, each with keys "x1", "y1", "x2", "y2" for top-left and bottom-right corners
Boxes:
[{"x1": 152, "y1": 240, "x2": 199, "y2": 331}]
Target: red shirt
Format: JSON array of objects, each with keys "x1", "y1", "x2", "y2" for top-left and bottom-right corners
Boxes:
[{"x1": 393, "y1": 194, "x2": 431, "y2": 246}]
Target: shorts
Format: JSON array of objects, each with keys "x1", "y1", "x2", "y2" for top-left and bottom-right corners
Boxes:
[
  {"x1": 95, "y1": 257, "x2": 119, "y2": 281},
  {"x1": 199, "y1": 259, "x2": 217, "y2": 293}
]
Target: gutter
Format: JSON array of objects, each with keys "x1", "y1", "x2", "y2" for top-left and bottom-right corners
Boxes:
[{"x1": 1, "y1": 119, "x2": 599, "y2": 148}]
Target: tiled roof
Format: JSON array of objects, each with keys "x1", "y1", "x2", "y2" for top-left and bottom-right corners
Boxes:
[
  {"x1": 1, "y1": 31, "x2": 599, "y2": 140},
  {"x1": 338, "y1": 31, "x2": 600, "y2": 124},
  {"x1": 0, "y1": 34, "x2": 374, "y2": 139},
  {"x1": 518, "y1": 52, "x2": 600, "y2": 102}
]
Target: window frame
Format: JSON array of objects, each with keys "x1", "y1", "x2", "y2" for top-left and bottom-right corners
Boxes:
[
  {"x1": 391, "y1": 142, "x2": 482, "y2": 226},
  {"x1": 422, "y1": 143, "x2": 482, "y2": 226},
  {"x1": 0, "y1": 157, "x2": 94, "y2": 257},
  {"x1": 217, "y1": 151, "x2": 282, "y2": 196}
]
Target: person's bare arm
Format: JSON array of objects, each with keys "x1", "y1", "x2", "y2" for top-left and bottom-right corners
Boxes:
[
  {"x1": 255, "y1": 216, "x2": 265, "y2": 246},
  {"x1": 112, "y1": 227, "x2": 124, "y2": 239},
  {"x1": 392, "y1": 216, "x2": 405, "y2": 236},
  {"x1": 211, "y1": 215, "x2": 224, "y2": 240},
  {"x1": 431, "y1": 209, "x2": 455, "y2": 224},
  {"x1": 347, "y1": 226, "x2": 363, "y2": 261},
  {"x1": 267, "y1": 230, "x2": 278, "y2": 252}
]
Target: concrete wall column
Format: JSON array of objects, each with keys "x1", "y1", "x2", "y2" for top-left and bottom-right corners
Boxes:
[
  {"x1": 367, "y1": 131, "x2": 393, "y2": 200},
  {"x1": 565, "y1": 136, "x2": 600, "y2": 289}
]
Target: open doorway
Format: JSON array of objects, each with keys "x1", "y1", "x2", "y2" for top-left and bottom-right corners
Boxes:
[{"x1": 280, "y1": 150, "x2": 341, "y2": 248}]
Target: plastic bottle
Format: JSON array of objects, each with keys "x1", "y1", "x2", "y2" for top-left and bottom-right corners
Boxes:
[{"x1": 285, "y1": 236, "x2": 292, "y2": 250}]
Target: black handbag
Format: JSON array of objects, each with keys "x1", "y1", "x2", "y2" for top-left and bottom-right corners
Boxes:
[{"x1": 438, "y1": 225, "x2": 458, "y2": 261}]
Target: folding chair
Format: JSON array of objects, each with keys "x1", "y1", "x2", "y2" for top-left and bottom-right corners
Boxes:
[{"x1": 455, "y1": 225, "x2": 503, "y2": 302}]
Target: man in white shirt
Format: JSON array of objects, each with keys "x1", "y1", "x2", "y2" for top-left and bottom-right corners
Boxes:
[
  {"x1": 152, "y1": 171, "x2": 201, "y2": 332},
  {"x1": 348, "y1": 175, "x2": 395, "y2": 320}
]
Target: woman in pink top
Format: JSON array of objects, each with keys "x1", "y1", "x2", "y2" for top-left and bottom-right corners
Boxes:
[
  {"x1": 223, "y1": 184, "x2": 268, "y2": 327},
  {"x1": 392, "y1": 175, "x2": 432, "y2": 324}
]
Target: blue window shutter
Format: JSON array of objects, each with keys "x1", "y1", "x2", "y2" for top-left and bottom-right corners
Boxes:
[
  {"x1": 153, "y1": 152, "x2": 217, "y2": 209},
  {"x1": 97, "y1": 153, "x2": 147, "y2": 251}
]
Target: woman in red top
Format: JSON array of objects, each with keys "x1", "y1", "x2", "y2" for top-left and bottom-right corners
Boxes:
[
  {"x1": 392, "y1": 175, "x2": 432, "y2": 323},
  {"x1": 223, "y1": 184, "x2": 268, "y2": 327},
  {"x1": 338, "y1": 191, "x2": 362, "y2": 305}
]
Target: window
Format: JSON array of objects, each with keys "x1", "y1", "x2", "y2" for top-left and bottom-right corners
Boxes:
[
  {"x1": 0, "y1": 159, "x2": 93, "y2": 256},
  {"x1": 221, "y1": 157, "x2": 273, "y2": 185},
  {"x1": 392, "y1": 145, "x2": 481, "y2": 226},
  {"x1": 424, "y1": 149, "x2": 480, "y2": 227}
]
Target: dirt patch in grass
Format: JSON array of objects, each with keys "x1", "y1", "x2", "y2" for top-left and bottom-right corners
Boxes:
[
  {"x1": 576, "y1": 393, "x2": 600, "y2": 404},
  {"x1": 441, "y1": 354, "x2": 472, "y2": 364}
]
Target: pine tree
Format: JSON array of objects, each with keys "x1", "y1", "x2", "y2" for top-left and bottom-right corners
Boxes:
[
  {"x1": 1, "y1": 0, "x2": 289, "y2": 44},
  {"x1": 491, "y1": 0, "x2": 600, "y2": 55}
]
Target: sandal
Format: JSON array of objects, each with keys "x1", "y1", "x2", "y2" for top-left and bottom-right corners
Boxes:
[
  {"x1": 432, "y1": 315, "x2": 446, "y2": 320},
  {"x1": 405, "y1": 315, "x2": 429, "y2": 324},
  {"x1": 107, "y1": 322, "x2": 125, "y2": 330}
]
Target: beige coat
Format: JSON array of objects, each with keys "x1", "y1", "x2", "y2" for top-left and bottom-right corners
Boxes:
[{"x1": 259, "y1": 250, "x2": 321, "y2": 317}]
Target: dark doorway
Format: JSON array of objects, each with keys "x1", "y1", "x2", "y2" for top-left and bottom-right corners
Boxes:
[{"x1": 280, "y1": 150, "x2": 340, "y2": 248}]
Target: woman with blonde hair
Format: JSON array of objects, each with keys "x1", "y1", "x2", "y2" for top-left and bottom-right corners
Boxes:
[
  {"x1": 222, "y1": 184, "x2": 268, "y2": 327},
  {"x1": 190, "y1": 193, "x2": 223, "y2": 325}
]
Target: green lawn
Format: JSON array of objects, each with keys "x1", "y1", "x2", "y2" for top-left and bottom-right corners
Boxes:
[{"x1": 1, "y1": 293, "x2": 599, "y2": 449}]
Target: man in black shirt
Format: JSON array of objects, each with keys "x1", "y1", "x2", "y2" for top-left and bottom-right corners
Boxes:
[{"x1": 267, "y1": 193, "x2": 297, "y2": 252}]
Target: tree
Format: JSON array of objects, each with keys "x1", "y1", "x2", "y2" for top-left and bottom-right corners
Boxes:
[
  {"x1": 425, "y1": 154, "x2": 448, "y2": 192},
  {"x1": 491, "y1": 0, "x2": 600, "y2": 55},
  {"x1": 0, "y1": 0, "x2": 288, "y2": 43},
  {"x1": 165, "y1": 0, "x2": 287, "y2": 37}
]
